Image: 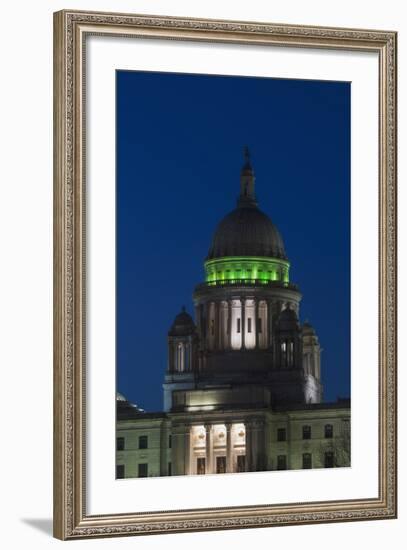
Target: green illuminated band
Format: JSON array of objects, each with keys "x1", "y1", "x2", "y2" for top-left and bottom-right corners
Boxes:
[{"x1": 205, "y1": 256, "x2": 290, "y2": 284}]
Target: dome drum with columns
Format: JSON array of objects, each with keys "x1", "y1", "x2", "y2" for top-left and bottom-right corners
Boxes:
[{"x1": 163, "y1": 149, "x2": 323, "y2": 411}]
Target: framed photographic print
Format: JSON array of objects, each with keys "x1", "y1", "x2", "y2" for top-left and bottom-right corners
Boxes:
[{"x1": 53, "y1": 10, "x2": 397, "y2": 540}]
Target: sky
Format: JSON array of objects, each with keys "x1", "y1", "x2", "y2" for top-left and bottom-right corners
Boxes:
[{"x1": 116, "y1": 70, "x2": 350, "y2": 411}]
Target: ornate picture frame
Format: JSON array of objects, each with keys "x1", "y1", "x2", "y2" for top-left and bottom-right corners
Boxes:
[{"x1": 53, "y1": 9, "x2": 397, "y2": 540}]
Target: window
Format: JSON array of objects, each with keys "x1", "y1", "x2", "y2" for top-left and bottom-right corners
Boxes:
[
  {"x1": 237, "y1": 455, "x2": 246, "y2": 472},
  {"x1": 237, "y1": 318, "x2": 241, "y2": 333},
  {"x1": 177, "y1": 343, "x2": 184, "y2": 372},
  {"x1": 324, "y1": 451, "x2": 334, "y2": 468},
  {"x1": 258, "y1": 317, "x2": 262, "y2": 333},
  {"x1": 197, "y1": 457, "x2": 206, "y2": 475},
  {"x1": 325, "y1": 424, "x2": 333, "y2": 438},
  {"x1": 138, "y1": 435, "x2": 148, "y2": 449},
  {"x1": 302, "y1": 453, "x2": 312, "y2": 469},
  {"x1": 138, "y1": 463, "x2": 148, "y2": 477},
  {"x1": 168, "y1": 434, "x2": 172, "y2": 448},
  {"x1": 302, "y1": 425, "x2": 312, "y2": 440},
  {"x1": 116, "y1": 464, "x2": 125, "y2": 479},
  {"x1": 216, "y1": 456, "x2": 226, "y2": 474},
  {"x1": 168, "y1": 462, "x2": 172, "y2": 476},
  {"x1": 277, "y1": 455, "x2": 287, "y2": 470},
  {"x1": 247, "y1": 318, "x2": 252, "y2": 333},
  {"x1": 277, "y1": 428, "x2": 287, "y2": 442},
  {"x1": 116, "y1": 437, "x2": 125, "y2": 451}
]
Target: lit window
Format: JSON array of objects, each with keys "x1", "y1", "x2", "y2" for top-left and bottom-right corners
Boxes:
[
  {"x1": 247, "y1": 318, "x2": 252, "y2": 333},
  {"x1": 302, "y1": 453, "x2": 312, "y2": 469},
  {"x1": 325, "y1": 424, "x2": 333, "y2": 438},
  {"x1": 302, "y1": 426, "x2": 311, "y2": 440},
  {"x1": 277, "y1": 455, "x2": 287, "y2": 470},
  {"x1": 277, "y1": 428, "x2": 286, "y2": 442},
  {"x1": 138, "y1": 463, "x2": 148, "y2": 477},
  {"x1": 116, "y1": 464, "x2": 125, "y2": 479},
  {"x1": 281, "y1": 342, "x2": 287, "y2": 352},
  {"x1": 116, "y1": 437, "x2": 125, "y2": 451},
  {"x1": 139, "y1": 435, "x2": 148, "y2": 449}
]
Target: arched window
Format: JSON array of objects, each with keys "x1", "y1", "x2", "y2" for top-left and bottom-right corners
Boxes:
[
  {"x1": 177, "y1": 343, "x2": 184, "y2": 372},
  {"x1": 288, "y1": 341, "x2": 294, "y2": 366},
  {"x1": 281, "y1": 341, "x2": 287, "y2": 366}
]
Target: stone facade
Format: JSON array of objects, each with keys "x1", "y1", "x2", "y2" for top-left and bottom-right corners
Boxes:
[{"x1": 116, "y1": 400, "x2": 350, "y2": 478}]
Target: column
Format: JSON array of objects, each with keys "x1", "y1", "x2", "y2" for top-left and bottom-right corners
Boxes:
[
  {"x1": 255, "y1": 299, "x2": 259, "y2": 349},
  {"x1": 241, "y1": 298, "x2": 246, "y2": 350},
  {"x1": 257, "y1": 420, "x2": 266, "y2": 471},
  {"x1": 267, "y1": 300, "x2": 273, "y2": 349},
  {"x1": 227, "y1": 300, "x2": 232, "y2": 350},
  {"x1": 185, "y1": 342, "x2": 190, "y2": 372},
  {"x1": 168, "y1": 342, "x2": 173, "y2": 372},
  {"x1": 218, "y1": 301, "x2": 223, "y2": 350},
  {"x1": 195, "y1": 305, "x2": 202, "y2": 353},
  {"x1": 205, "y1": 424, "x2": 213, "y2": 474},
  {"x1": 184, "y1": 426, "x2": 191, "y2": 475},
  {"x1": 251, "y1": 419, "x2": 265, "y2": 472},
  {"x1": 245, "y1": 420, "x2": 253, "y2": 471},
  {"x1": 204, "y1": 301, "x2": 210, "y2": 351},
  {"x1": 200, "y1": 304, "x2": 205, "y2": 348},
  {"x1": 226, "y1": 423, "x2": 233, "y2": 473},
  {"x1": 214, "y1": 302, "x2": 220, "y2": 351},
  {"x1": 159, "y1": 423, "x2": 167, "y2": 476}
]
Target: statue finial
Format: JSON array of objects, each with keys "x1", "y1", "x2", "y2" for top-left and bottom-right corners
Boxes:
[{"x1": 238, "y1": 146, "x2": 257, "y2": 207}]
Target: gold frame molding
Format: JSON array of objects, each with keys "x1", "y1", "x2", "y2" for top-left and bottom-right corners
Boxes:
[{"x1": 53, "y1": 9, "x2": 397, "y2": 540}]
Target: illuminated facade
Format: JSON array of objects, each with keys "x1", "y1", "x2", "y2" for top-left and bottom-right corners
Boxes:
[{"x1": 117, "y1": 149, "x2": 350, "y2": 478}]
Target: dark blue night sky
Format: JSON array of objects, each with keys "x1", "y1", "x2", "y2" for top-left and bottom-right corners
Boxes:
[{"x1": 116, "y1": 70, "x2": 350, "y2": 411}]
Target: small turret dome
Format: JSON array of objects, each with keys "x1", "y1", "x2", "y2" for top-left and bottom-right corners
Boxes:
[
  {"x1": 168, "y1": 307, "x2": 196, "y2": 336},
  {"x1": 302, "y1": 321, "x2": 316, "y2": 335},
  {"x1": 276, "y1": 307, "x2": 300, "y2": 331}
]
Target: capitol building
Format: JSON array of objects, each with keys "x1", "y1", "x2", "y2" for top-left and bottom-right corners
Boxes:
[{"x1": 116, "y1": 149, "x2": 350, "y2": 479}]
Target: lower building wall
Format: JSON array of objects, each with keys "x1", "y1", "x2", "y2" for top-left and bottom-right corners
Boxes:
[
  {"x1": 266, "y1": 411, "x2": 350, "y2": 471},
  {"x1": 116, "y1": 406, "x2": 350, "y2": 478},
  {"x1": 116, "y1": 418, "x2": 171, "y2": 478}
]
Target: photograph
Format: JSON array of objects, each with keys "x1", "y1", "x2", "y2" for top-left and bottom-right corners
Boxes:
[
  {"x1": 115, "y1": 71, "x2": 351, "y2": 478},
  {"x1": 53, "y1": 9, "x2": 396, "y2": 539}
]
